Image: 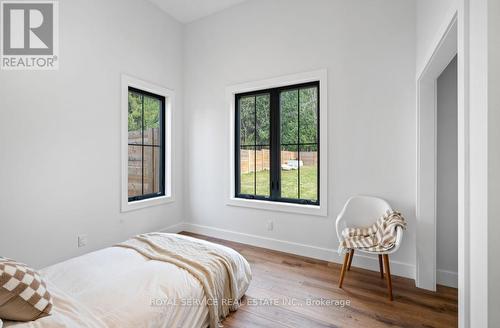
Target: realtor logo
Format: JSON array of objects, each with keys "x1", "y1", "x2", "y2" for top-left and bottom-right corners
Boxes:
[{"x1": 1, "y1": 1, "x2": 59, "y2": 70}]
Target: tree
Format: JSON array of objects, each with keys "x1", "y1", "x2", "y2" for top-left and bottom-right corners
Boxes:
[
  {"x1": 239, "y1": 87, "x2": 318, "y2": 151},
  {"x1": 128, "y1": 92, "x2": 161, "y2": 132}
]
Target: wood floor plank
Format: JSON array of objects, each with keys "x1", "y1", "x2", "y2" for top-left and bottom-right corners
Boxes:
[{"x1": 179, "y1": 232, "x2": 458, "y2": 328}]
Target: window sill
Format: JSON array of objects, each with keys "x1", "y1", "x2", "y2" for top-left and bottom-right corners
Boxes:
[
  {"x1": 226, "y1": 197, "x2": 327, "y2": 217},
  {"x1": 121, "y1": 195, "x2": 174, "y2": 212}
]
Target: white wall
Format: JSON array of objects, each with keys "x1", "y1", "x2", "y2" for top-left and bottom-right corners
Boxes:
[
  {"x1": 183, "y1": 0, "x2": 417, "y2": 275},
  {"x1": 436, "y1": 56, "x2": 458, "y2": 287},
  {"x1": 487, "y1": 0, "x2": 500, "y2": 325},
  {"x1": 416, "y1": 0, "x2": 457, "y2": 73},
  {"x1": 0, "y1": 0, "x2": 185, "y2": 269}
]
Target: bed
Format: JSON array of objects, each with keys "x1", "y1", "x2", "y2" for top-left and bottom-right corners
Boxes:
[{"x1": 3, "y1": 233, "x2": 252, "y2": 328}]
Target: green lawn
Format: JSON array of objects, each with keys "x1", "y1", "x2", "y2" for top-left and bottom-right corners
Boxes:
[{"x1": 240, "y1": 166, "x2": 317, "y2": 201}]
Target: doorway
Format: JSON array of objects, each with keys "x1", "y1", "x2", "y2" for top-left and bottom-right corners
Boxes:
[
  {"x1": 436, "y1": 56, "x2": 458, "y2": 288},
  {"x1": 416, "y1": 14, "x2": 457, "y2": 291}
]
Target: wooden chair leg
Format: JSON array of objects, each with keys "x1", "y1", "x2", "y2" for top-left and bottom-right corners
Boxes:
[
  {"x1": 347, "y1": 249, "x2": 354, "y2": 271},
  {"x1": 338, "y1": 252, "x2": 350, "y2": 288},
  {"x1": 378, "y1": 255, "x2": 384, "y2": 278},
  {"x1": 383, "y1": 254, "x2": 393, "y2": 301}
]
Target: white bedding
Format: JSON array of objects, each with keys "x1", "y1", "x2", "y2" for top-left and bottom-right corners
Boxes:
[{"x1": 5, "y1": 234, "x2": 251, "y2": 328}]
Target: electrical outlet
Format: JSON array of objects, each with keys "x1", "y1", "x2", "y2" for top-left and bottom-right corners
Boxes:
[
  {"x1": 78, "y1": 235, "x2": 88, "y2": 248},
  {"x1": 267, "y1": 220, "x2": 274, "y2": 231}
]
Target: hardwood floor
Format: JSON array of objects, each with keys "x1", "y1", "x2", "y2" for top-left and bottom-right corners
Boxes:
[{"x1": 180, "y1": 232, "x2": 458, "y2": 328}]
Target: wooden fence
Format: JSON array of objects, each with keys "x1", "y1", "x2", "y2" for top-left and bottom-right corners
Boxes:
[
  {"x1": 240, "y1": 149, "x2": 317, "y2": 173},
  {"x1": 128, "y1": 128, "x2": 160, "y2": 145},
  {"x1": 128, "y1": 129, "x2": 160, "y2": 196},
  {"x1": 127, "y1": 128, "x2": 317, "y2": 195}
]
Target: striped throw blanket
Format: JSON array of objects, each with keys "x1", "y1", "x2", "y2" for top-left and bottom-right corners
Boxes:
[{"x1": 339, "y1": 210, "x2": 407, "y2": 253}]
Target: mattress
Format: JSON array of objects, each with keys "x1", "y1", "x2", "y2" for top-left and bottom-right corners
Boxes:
[{"x1": 4, "y1": 234, "x2": 252, "y2": 328}]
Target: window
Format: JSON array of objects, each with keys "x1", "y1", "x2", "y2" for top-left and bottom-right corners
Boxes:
[
  {"x1": 235, "y1": 81, "x2": 320, "y2": 205},
  {"x1": 127, "y1": 87, "x2": 165, "y2": 202},
  {"x1": 121, "y1": 75, "x2": 173, "y2": 212}
]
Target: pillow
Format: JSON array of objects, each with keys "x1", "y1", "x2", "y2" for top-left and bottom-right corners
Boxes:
[{"x1": 0, "y1": 258, "x2": 52, "y2": 321}]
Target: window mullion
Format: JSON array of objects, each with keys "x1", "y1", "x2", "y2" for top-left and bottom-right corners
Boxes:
[
  {"x1": 254, "y1": 96, "x2": 257, "y2": 196},
  {"x1": 297, "y1": 89, "x2": 301, "y2": 200},
  {"x1": 141, "y1": 95, "x2": 145, "y2": 196},
  {"x1": 270, "y1": 90, "x2": 280, "y2": 200}
]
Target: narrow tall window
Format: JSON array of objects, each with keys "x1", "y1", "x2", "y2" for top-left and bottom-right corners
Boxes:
[
  {"x1": 235, "y1": 82, "x2": 320, "y2": 205},
  {"x1": 127, "y1": 87, "x2": 165, "y2": 202}
]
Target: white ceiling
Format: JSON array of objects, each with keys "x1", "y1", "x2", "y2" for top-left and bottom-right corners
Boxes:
[{"x1": 148, "y1": 0, "x2": 248, "y2": 23}]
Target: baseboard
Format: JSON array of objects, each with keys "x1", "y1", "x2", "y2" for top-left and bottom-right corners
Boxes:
[
  {"x1": 180, "y1": 222, "x2": 416, "y2": 280},
  {"x1": 159, "y1": 221, "x2": 187, "y2": 233},
  {"x1": 437, "y1": 269, "x2": 458, "y2": 288}
]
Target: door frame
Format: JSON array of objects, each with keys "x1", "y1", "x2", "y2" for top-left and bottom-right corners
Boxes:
[{"x1": 416, "y1": 13, "x2": 458, "y2": 291}]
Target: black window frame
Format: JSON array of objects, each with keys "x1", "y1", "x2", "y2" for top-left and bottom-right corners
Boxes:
[
  {"x1": 235, "y1": 81, "x2": 320, "y2": 206},
  {"x1": 127, "y1": 86, "x2": 166, "y2": 203}
]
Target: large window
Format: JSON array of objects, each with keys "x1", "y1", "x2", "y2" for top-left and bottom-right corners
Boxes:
[
  {"x1": 235, "y1": 82, "x2": 320, "y2": 205},
  {"x1": 121, "y1": 75, "x2": 173, "y2": 212},
  {"x1": 127, "y1": 87, "x2": 165, "y2": 202}
]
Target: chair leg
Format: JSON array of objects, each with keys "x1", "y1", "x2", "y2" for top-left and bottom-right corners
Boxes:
[
  {"x1": 338, "y1": 252, "x2": 350, "y2": 288},
  {"x1": 378, "y1": 255, "x2": 384, "y2": 278},
  {"x1": 347, "y1": 249, "x2": 354, "y2": 271},
  {"x1": 383, "y1": 254, "x2": 393, "y2": 301}
]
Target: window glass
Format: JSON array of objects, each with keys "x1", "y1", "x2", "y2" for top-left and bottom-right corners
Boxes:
[
  {"x1": 235, "y1": 82, "x2": 319, "y2": 205},
  {"x1": 238, "y1": 94, "x2": 271, "y2": 198},
  {"x1": 128, "y1": 88, "x2": 165, "y2": 202}
]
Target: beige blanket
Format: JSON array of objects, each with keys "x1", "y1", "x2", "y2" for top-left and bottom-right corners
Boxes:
[
  {"x1": 339, "y1": 210, "x2": 407, "y2": 253},
  {"x1": 115, "y1": 233, "x2": 240, "y2": 328}
]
